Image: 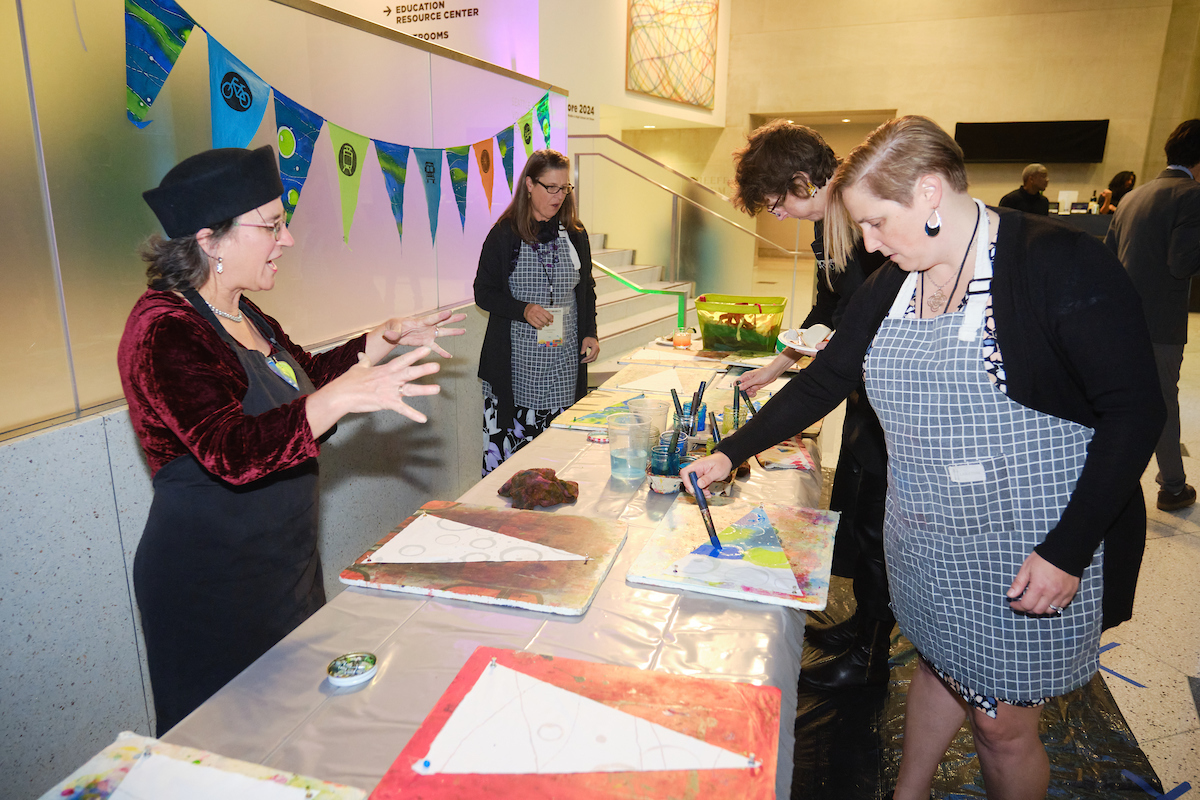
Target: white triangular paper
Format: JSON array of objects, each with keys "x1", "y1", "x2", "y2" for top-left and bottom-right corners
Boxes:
[
  {"x1": 618, "y1": 369, "x2": 686, "y2": 395},
  {"x1": 112, "y1": 753, "x2": 307, "y2": 800},
  {"x1": 366, "y1": 514, "x2": 584, "y2": 563},
  {"x1": 412, "y1": 663, "x2": 754, "y2": 775}
]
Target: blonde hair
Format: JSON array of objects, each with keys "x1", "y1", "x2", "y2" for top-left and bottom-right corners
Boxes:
[{"x1": 825, "y1": 116, "x2": 968, "y2": 269}]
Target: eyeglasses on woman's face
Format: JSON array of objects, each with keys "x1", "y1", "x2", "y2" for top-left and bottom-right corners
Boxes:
[
  {"x1": 237, "y1": 210, "x2": 287, "y2": 241},
  {"x1": 533, "y1": 178, "x2": 574, "y2": 195}
]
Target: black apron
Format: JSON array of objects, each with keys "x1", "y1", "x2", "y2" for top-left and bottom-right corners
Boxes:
[{"x1": 134, "y1": 291, "x2": 324, "y2": 735}]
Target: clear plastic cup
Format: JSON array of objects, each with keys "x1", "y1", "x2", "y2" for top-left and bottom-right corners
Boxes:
[
  {"x1": 629, "y1": 398, "x2": 669, "y2": 437},
  {"x1": 607, "y1": 413, "x2": 651, "y2": 481}
]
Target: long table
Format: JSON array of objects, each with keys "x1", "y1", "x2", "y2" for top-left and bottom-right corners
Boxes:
[{"x1": 164, "y1": 386, "x2": 823, "y2": 798}]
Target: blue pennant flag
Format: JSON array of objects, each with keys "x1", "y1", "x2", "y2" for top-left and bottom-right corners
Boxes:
[
  {"x1": 207, "y1": 36, "x2": 271, "y2": 149},
  {"x1": 374, "y1": 140, "x2": 410, "y2": 245},
  {"x1": 413, "y1": 147, "x2": 443, "y2": 245},
  {"x1": 272, "y1": 90, "x2": 324, "y2": 223},
  {"x1": 445, "y1": 145, "x2": 470, "y2": 230},
  {"x1": 125, "y1": 0, "x2": 196, "y2": 128}
]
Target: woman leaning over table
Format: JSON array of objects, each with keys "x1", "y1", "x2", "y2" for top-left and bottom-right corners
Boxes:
[
  {"x1": 683, "y1": 116, "x2": 1163, "y2": 799},
  {"x1": 474, "y1": 149, "x2": 599, "y2": 476},
  {"x1": 120, "y1": 145, "x2": 464, "y2": 734}
]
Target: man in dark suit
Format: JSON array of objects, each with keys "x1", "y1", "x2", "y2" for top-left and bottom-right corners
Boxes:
[
  {"x1": 1106, "y1": 119, "x2": 1200, "y2": 511},
  {"x1": 999, "y1": 163, "x2": 1051, "y2": 215}
]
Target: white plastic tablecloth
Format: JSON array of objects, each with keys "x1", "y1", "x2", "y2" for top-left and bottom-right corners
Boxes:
[{"x1": 164, "y1": 426, "x2": 822, "y2": 799}]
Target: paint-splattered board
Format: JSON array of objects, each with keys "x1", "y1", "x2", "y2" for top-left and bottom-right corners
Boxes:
[
  {"x1": 548, "y1": 389, "x2": 645, "y2": 431},
  {"x1": 627, "y1": 498, "x2": 838, "y2": 610},
  {"x1": 39, "y1": 731, "x2": 365, "y2": 800},
  {"x1": 369, "y1": 647, "x2": 780, "y2": 800},
  {"x1": 340, "y1": 502, "x2": 627, "y2": 616}
]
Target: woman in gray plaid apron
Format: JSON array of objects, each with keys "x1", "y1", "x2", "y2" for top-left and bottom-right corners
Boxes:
[
  {"x1": 475, "y1": 150, "x2": 600, "y2": 476},
  {"x1": 685, "y1": 117, "x2": 1164, "y2": 799}
]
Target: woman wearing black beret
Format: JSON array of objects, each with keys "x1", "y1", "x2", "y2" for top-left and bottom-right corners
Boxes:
[{"x1": 120, "y1": 145, "x2": 464, "y2": 733}]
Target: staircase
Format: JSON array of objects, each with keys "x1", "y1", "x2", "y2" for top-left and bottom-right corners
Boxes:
[{"x1": 587, "y1": 233, "x2": 697, "y2": 386}]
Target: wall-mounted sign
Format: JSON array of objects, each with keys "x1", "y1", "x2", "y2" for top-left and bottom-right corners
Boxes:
[{"x1": 314, "y1": 0, "x2": 540, "y2": 77}]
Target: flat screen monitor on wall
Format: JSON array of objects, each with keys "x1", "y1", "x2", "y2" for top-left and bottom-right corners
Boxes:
[{"x1": 954, "y1": 120, "x2": 1109, "y2": 163}]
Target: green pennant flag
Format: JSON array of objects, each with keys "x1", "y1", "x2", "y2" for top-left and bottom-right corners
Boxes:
[
  {"x1": 327, "y1": 122, "x2": 369, "y2": 244},
  {"x1": 445, "y1": 145, "x2": 470, "y2": 230},
  {"x1": 496, "y1": 126, "x2": 515, "y2": 193},
  {"x1": 517, "y1": 109, "x2": 535, "y2": 157},
  {"x1": 536, "y1": 92, "x2": 551, "y2": 147}
]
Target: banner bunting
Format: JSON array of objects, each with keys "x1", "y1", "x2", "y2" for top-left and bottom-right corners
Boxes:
[
  {"x1": 473, "y1": 138, "x2": 496, "y2": 211},
  {"x1": 517, "y1": 109, "x2": 535, "y2": 157},
  {"x1": 273, "y1": 90, "x2": 324, "y2": 223},
  {"x1": 207, "y1": 36, "x2": 271, "y2": 149},
  {"x1": 496, "y1": 126, "x2": 515, "y2": 193},
  {"x1": 125, "y1": 0, "x2": 196, "y2": 128},
  {"x1": 374, "y1": 140, "x2": 410, "y2": 245},
  {"x1": 535, "y1": 92, "x2": 551, "y2": 148},
  {"x1": 127, "y1": 1, "x2": 565, "y2": 250},
  {"x1": 445, "y1": 146, "x2": 470, "y2": 231},
  {"x1": 327, "y1": 122, "x2": 369, "y2": 244}
]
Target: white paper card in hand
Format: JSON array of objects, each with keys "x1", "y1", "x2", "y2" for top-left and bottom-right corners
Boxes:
[
  {"x1": 366, "y1": 514, "x2": 585, "y2": 563},
  {"x1": 111, "y1": 753, "x2": 307, "y2": 800},
  {"x1": 413, "y1": 663, "x2": 753, "y2": 775},
  {"x1": 537, "y1": 308, "x2": 565, "y2": 347}
]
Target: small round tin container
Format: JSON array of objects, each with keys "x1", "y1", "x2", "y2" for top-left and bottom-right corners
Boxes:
[
  {"x1": 647, "y1": 471, "x2": 682, "y2": 494},
  {"x1": 327, "y1": 652, "x2": 378, "y2": 687}
]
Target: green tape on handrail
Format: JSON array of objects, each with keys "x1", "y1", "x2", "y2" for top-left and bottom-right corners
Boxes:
[{"x1": 592, "y1": 261, "x2": 687, "y2": 328}]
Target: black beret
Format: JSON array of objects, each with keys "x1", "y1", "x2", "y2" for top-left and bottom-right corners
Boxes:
[{"x1": 143, "y1": 145, "x2": 284, "y2": 238}]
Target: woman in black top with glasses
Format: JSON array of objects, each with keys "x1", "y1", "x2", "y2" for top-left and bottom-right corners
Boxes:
[{"x1": 474, "y1": 149, "x2": 600, "y2": 475}]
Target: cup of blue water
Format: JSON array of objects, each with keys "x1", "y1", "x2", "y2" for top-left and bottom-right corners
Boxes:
[
  {"x1": 607, "y1": 413, "x2": 651, "y2": 481},
  {"x1": 672, "y1": 402, "x2": 707, "y2": 433},
  {"x1": 649, "y1": 443, "x2": 683, "y2": 475}
]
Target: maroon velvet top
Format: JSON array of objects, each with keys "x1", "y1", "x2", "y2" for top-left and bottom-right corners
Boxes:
[{"x1": 118, "y1": 289, "x2": 366, "y2": 484}]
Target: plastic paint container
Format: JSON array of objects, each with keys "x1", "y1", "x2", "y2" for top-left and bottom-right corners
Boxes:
[{"x1": 327, "y1": 652, "x2": 378, "y2": 687}]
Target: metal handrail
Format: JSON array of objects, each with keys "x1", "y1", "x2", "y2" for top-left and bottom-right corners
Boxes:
[
  {"x1": 569, "y1": 134, "x2": 729, "y2": 201},
  {"x1": 571, "y1": 150, "x2": 803, "y2": 258},
  {"x1": 592, "y1": 260, "x2": 688, "y2": 329}
]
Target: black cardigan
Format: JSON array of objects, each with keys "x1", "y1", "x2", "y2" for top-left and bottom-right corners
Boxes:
[
  {"x1": 474, "y1": 217, "x2": 598, "y2": 430},
  {"x1": 718, "y1": 208, "x2": 1165, "y2": 627}
]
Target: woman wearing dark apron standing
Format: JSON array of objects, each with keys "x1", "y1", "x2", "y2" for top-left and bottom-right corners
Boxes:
[
  {"x1": 683, "y1": 117, "x2": 1164, "y2": 799},
  {"x1": 120, "y1": 146, "x2": 465, "y2": 734}
]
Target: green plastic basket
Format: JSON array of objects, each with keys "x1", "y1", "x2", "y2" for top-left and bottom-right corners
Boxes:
[{"x1": 695, "y1": 294, "x2": 787, "y2": 353}]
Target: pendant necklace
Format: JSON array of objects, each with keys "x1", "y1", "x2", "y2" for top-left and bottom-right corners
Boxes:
[{"x1": 921, "y1": 204, "x2": 980, "y2": 315}]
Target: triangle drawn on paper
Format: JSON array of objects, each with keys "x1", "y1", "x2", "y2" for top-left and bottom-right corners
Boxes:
[
  {"x1": 619, "y1": 369, "x2": 686, "y2": 396},
  {"x1": 412, "y1": 663, "x2": 755, "y2": 775},
  {"x1": 367, "y1": 514, "x2": 584, "y2": 564},
  {"x1": 668, "y1": 506, "x2": 802, "y2": 596}
]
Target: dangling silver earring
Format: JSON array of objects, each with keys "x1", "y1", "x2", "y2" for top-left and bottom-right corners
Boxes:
[
  {"x1": 215, "y1": 256, "x2": 224, "y2": 274},
  {"x1": 924, "y1": 209, "x2": 942, "y2": 237}
]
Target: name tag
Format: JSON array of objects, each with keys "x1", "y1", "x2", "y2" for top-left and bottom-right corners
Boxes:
[
  {"x1": 537, "y1": 308, "x2": 565, "y2": 348},
  {"x1": 947, "y1": 463, "x2": 987, "y2": 483}
]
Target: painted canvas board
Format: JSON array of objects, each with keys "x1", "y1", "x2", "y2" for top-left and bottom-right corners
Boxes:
[
  {"x1": 370, "y1": 646, "x2": 780, "y2": 799},
  {"x1": 549, "y1": 389, "x2": 645, "y2": 431},
  {"x1": 40, "y1": 731, "x2": 365, "y2": 800},
  {"x1": 617, "y1": 347, "x2": 725, "y2": 368},
  {"x1": 340, "y1": 502, "x2": 627, "y2": 616},
  {"x1": 628, "y1": 499, "x2": 838, "y2": 610},
  {"x1": 364, "y1": 513, "x2": 586, "y2": 564}
]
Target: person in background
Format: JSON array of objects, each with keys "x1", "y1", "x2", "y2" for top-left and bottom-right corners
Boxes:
[
  {"x1": 475, "y1": 149, "x2": 599, "y2": 476},
  {"x1": 730, "y1": 120, "x2": 893, "y2": 688},
  {"x1": 1099, "y1": 170, "x2": 1137, "y2": 214},
  {"x1": 121, "y1": 145, "x2": 465, "y2": 734},
  {"x1": 998, "y1": 163, "x2": 1050, "y2": 215},
  {"x1": 1106, "y1": 119, "x2": 1200, "y2": 511},
  {"x1": 684, "y1": 116, "x2": 1162, "y2": 799}
]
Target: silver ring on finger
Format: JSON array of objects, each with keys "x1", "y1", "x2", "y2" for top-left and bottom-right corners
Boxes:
[{"x1": 1047, "y1": 604, "x2": 1063, "y2": 614}]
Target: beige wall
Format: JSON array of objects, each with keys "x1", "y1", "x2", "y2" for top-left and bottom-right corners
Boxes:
[{"x1": 625, "y1": 0, "x2": 1200, "y2": 213}]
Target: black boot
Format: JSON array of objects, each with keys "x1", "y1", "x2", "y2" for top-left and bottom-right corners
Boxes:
[
  {"x1": 799, "y1": 617, "x2": 893, "y2": 690},
  {"x1": 804, "y1": 612, "x2": 861, "y2": 651}
]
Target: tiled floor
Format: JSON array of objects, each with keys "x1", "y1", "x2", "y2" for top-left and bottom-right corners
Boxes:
[{"x1": 753, "y1": 255, "x2": 1200, "y2": 792}]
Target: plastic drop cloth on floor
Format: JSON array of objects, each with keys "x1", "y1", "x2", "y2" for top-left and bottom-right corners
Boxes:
[{"x1": 791, "y1": 578, "x2": 1167, "y2": 799}]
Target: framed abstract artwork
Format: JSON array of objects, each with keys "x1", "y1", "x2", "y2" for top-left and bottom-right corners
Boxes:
[{"x1": 626, "y1": 0, "x2": 719, "y2": 109}]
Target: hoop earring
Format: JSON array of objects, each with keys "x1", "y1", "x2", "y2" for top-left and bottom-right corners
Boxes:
[
  {"x1": 924, "y1": 209, "x2": 942, "y2": 237},
  {"x1": 215, "y1": 256, "x2": 224, "y2": 274}
]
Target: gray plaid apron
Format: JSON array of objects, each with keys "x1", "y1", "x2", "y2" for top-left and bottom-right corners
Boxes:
[
  {"x1": 864, "y1": 200, "x2": 1102, "y2": 699},
  {"x1": 509, "y1": 226, "x2": 579, "y2": 410}
]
